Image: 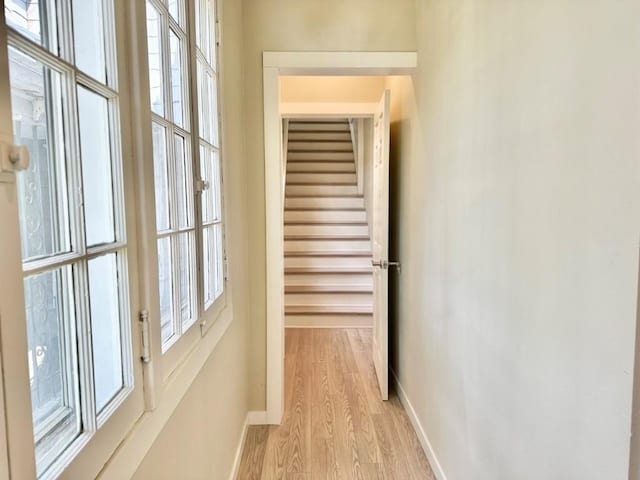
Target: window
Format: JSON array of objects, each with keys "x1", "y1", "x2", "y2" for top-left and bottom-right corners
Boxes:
[
  {"x1": 5, "y1": 0, "x2": 134, "y2": 476},
  {"x1": 146, "y1": 0, "x2": 225, "y2": 353},
  {"x1": 195, "y1": 0, "x2": 225, "y2": 308}
]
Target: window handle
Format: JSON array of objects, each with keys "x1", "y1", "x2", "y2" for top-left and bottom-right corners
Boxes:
[
  {"x1": 195, "y1": 179, "x2": 210, "y2": 192},
  {"x1": 0, "y1": 141, "x2": 30, "y2": 174}
]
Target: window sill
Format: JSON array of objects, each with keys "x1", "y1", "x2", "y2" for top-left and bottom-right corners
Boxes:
[{"x1": 97, "y1": 303, "x2": 234, "y2": 479}]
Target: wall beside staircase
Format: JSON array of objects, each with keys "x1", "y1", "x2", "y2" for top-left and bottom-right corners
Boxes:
[{"x1": 387, "y1": 1, "x2": 640, "y2": 479}]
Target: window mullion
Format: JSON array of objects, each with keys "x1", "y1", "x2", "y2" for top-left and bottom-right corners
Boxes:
[
  {"x1": 187, "y1": 0, "x2": 205, "y2": 320},
  {"x1": 63, "y1": 3, "x2": 99, "y2": 432},
  {"x1": 57, "y1": 0, "x2": 75, "y2": 64},
  {"x1": 161, "y1": 10, "x2": 173, "y2": 128}
]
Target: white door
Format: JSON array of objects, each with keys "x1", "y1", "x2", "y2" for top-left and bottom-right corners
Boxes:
[{"x1": 372, "y1": 90, "x2": 391, "y2": 400}]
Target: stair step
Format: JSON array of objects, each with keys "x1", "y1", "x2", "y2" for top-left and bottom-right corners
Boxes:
[
  {"x1": 285, "y1": 234, "x2": 369, "y2": 241},
  {"x1": 288, "y1": 132, "x2": 351, "y2": 142},
  {"x1": 284, "y1": 210, "x2": 366, "y2": 224},
  {"x1": 285, "y1": 284, "x2": 373, "y2": 293},
  {"x1": 284, "y1": 250, "x2": 371, "y2": 257},
  {"x1": 284, "y1": 239, "x2": 371, "y2": 253},
  {"x1": 288, "y1": 141, "x2": 353, "y2": 152},
  {"x1": 284, "y1": 224, "x2": 369, "y2": 238},
  {"x1": 287, "y1": 161, "x2": 355, "y2": 173},
  {"x1": 285, "y1": 266, "x2": 372, "y2": 274},
  {"x1": 285, "y1": 196, "x2": 365, "y2": 210},
  {"x1": 285, "y1": 256, "x2": 371, "y2": 269},
  {"x1": 285, "y1": 304, "x2": 373, "y2": 315},
  {"x1": 288, "y1": 122, "x2": 350, "y2": 132},
  {"x1": 285, "y1": 272, "x2": 373, "y2": 287},
  {"x1": 287, "y1": 172, "x2": 356, "y2": 185},
  {"x1": 286, "y1": 291, "x2": 372, "y2": 304},
  {"x1": 286, "y1": 185, "x2": 359, "y2": 196},
  {"x1": 288, "y1": 152, "x2": 354, "y2": 161}
]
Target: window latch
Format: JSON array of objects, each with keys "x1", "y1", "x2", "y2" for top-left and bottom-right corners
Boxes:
[
  {"x1": 0, "y1": 141, "x2": 30, "y2": 183},
  {"x1": 139, "y1": 310, "x2": 151, "y2": 364},
  {"x1": 195, "y1": 179, "x2": 210, "y2": 193}
]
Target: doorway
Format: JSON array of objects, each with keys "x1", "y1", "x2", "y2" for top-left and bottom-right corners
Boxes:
[{"x1": 261, "y1": 52, "x2": 416, "y2": 425}]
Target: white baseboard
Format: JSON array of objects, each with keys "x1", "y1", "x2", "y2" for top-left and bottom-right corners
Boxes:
[
  {"x1": 228, "y1": 414, "x2": 249, "y2": 480},
  {"x1": 391, "y1": 369, "x2": 447, "y2": 480},
  {"x1": 285, "y1": 315, "x2": 373, "y2": 328},
  {"x1": 247, "y1": 410, "x2": 269, "y2": 425}
]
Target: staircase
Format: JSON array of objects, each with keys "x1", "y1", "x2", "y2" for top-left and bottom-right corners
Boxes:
[{"x1": 284, "y1": 119, "x2": 373, "y2": 328}]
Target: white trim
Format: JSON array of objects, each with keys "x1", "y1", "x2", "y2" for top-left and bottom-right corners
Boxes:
[
  {"x1": 356, "y1": 118, "x2": 364, "y2": 195},
  {"x1": 263, "y1": 66, "x2": 285, "y2": 426},
  {"x1": 247, "y1": 410, "x2": 269, "y2": 425},
  {"x1": 228, "y1": 414, "x2": 249, "y2": 480},
  {"x1": 263, "y1": 51, "x2": 417, "y2": 75},
  {"x1": 285, "y1": 316, "x2": 373, "y2": 329},
  {"x1": 263, "y1": 51, "x2": 417, "y2": 427},
  {"x1": 280, "y1": 102, "x2": 378, "y2": 117},
  {"x1": 391, "y1": 369, "x2": 447, "y2": 480},
  {"x1": 97, "y1": 307, "x2": 234, "y2": 479}
]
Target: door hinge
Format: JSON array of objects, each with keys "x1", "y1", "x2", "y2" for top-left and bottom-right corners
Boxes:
[
  {"x1": 139, "y1": 310, "x2": 151, "y2": 364},
  {"x1": 223, "y1": 255, "x2": 229, "y2": 281}
]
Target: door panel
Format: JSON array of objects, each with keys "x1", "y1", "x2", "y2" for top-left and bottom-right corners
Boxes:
[{"x1": 372, "y1": 90, "x2": 390, "y2": 400}]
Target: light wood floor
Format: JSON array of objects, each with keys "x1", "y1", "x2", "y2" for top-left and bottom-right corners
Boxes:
[{"x1": 237, "y1": 328, "x2": 436, "y2": 479}]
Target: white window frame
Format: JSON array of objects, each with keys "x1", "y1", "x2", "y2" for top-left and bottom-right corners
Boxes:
[
  {"x1": 143, "y1": 0, "x2": 227, "y2": 377},
  {"x1": 0, "y1": 0, "x2": 230, "y2": 477},
  {"x1": 0, "y1": 1, "x2": 146, "y2": 478}
]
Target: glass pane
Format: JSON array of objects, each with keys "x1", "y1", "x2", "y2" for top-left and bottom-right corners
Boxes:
[
  {"x1": 203, "y1": 224, "x2": 223, "y2": 307},
  {"x1": 196, "y1": 0, "x2": 215, "y2": 64},
  {"x1": 200, "y1": 145, "x2": 220, "y2": 224},
  {"x1": 208, "y1": 0, "x2": 217, "y2": 67},
  {"x1": 197, "y1": 67, "x2": 219, "y2": 146},
  {"x1": 197, "y1": 61, "x2": 206, "y2": 141},
  {"x1": 207, "y1": 72, "x2": 219, "y2": 146},
  {"x1": 9, "y1": 48, "x2": 71, "y2": 262},
  {"x1": 169, "y1": 30, "x2": 184, "y2": 127},
  {"x1": 88, "y1": 254, "x2": 124, "y2": 412},
  {"x1": 152, "y1": 122, "x2": 170, "y2": 231},
  {"x1": 146, "y1": 1, "x2": 164, "y2": 117},
  {"x1": 72, "y1": 0, "x2": 106, "y2": 82},
  {"x1": 178, "y1": 232, "x2": 195, "y2": 328},
  {"x1": 24, "y1": 266, "x2": 81, "y2": 476},
  {"x1": 78, "y1": 87, "x2": 116, "y2": 246},
  {"x1": 158, "y1": 237, "x2": 175, "y2": 344},
  {"x1": 168, "y1": 0, "x2": 181, "y2": 26},
  {"x1": 5, "y1": 0, "x2": 57, "y2": 52},
  {"x1": 175, "y1": 134, "x2": 192, "y2": 228}
]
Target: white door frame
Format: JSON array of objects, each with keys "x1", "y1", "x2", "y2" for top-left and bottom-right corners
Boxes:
[{"x1": 262, "y1": 51, "x2": 417, "y2": 424}]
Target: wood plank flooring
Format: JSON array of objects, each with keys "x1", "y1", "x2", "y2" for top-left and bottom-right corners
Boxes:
[{"x1": 237, "y1": 329, "x2": 436, "y2": 479}]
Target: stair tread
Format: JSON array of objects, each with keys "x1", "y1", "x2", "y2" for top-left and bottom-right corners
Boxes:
[
  {"x1": 286, "y1": 170, "x2": 355, "y2": 174},
  {"x1": 285, "y1": 207, "x2": 365, "y2": 212},
  {"x1": 285, "y1": 250, "x2": 371, "y2": 257},
  {"x1": 285, "y1": 305, "x2": 373, "y2": 314},
  {"x1": 285, "y1": 235, "x2": 370, "y2": 241},
  {"x1": 285, "y1": 285, "x2": 373, "y2": 293},
  {"x1": 285, "y1": 266, "x2": 372, "y2": 274}
]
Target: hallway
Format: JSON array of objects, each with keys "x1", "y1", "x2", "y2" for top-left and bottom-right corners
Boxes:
[{"x1": 237, "y1": 329, "x2": 435, "y2": 479}]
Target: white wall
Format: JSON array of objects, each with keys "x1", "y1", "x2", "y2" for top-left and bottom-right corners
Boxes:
[
  {"x1": 280, "y1": 76, "x2": 386, "y2": 104},
  {"x1": 388, "y1": 1, "x2": 640, "y2": 479}
]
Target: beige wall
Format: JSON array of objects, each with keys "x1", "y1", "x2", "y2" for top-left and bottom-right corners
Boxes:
[
  {"x1": 243, "y1": 0, "x2": 417, "y2": 410},
  {"x1": 280, "y1": 76, "x2": 386, "y2": 104},
  {"x1": 388, "y1": 1, "x2": 640, "y2": 479},
  {"x1": 133, "y1": 0, "x2": 250, "y2": 477}
]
